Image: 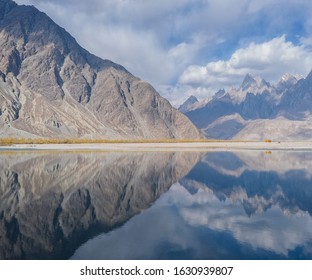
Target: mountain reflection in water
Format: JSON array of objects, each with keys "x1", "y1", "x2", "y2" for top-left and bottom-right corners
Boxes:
[
  {"x1": 72, "y1": 151, "x2": 312, "y2": 260},
  {"x1": 0, "y1": 151, "x2": 199, "y2": 259}
]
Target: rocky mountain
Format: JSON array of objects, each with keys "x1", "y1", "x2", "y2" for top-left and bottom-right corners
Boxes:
[
  {"x1": 0, "y1": 151, "x2": 200, "y2": 259},
  {"x1": 276, "y1": 73, "x2": 302, "y2": 94},
  {"x1": 0, "y1": 0, "x2": 201, "y2": 139},
  {"x1": 178, "y1": 95, "x2": 199, "y2": 113},
  {"x1": 180, "y1": 72, "x2": 312, "y2": 140}
]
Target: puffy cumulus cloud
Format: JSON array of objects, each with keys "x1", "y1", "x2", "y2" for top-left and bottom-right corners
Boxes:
[
  {"x1": 12, "y1": 0, "x2": 272, "y2": 85},
  {"x1": 179, "y1": 36, "x2": 312, "y2": 90}
]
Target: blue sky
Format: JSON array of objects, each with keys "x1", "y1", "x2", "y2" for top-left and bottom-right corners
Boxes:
[{"x1": 15, "y1": 0, "x2": 312, "y2": 106}]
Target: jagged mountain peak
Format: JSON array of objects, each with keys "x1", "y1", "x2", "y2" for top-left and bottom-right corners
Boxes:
[
  {"x1": 184, "y1": 70, "x2": 312, "y2": 140},
  {"x1": 241, "y1": 73, "x2": 255, "y2": 89},
  {"x1": 280, "y1": 73, "x2": 297, "y2": 82},
  {"x1": 276, "y1": 73, "x2": 302, "y2": 93},
  {"x1": 178, "y1": 95, "x2": 199, "y2": 113},
  {"x1": 278, "y1": 73, "x2": 303, "y2": 84},
  {"x1": 240, "y1": 73, "x2": 270, "y2": 91},
  {"x1": 182, "y1": 95, "x2": 198, "y2": 105},
  {"x1": 214, "y1": 89, "x2": 226, "y2": 98},
  {"x1": 223, "y1": 74, "x2": 273, "y2": 104},
  {"x1": 187, "y1": 95, "x2": 199, "y2": 103}
]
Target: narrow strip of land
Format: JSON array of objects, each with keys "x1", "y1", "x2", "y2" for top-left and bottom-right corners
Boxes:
[{"x1": 1, "y1": 141, "x2": 312, "y2": 152}]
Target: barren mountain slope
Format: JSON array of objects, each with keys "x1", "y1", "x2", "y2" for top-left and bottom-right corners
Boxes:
[{"x1": 0, "y1": 0, "x2": 201, "y2": 139}]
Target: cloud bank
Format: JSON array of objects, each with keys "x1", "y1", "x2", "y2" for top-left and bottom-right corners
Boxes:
[
  {"x1": 179, "y1": 36, "x2": 312, "y2": 89},
  {"x1": 14, "y1": 0, "x2": 312, "y2": 105}
]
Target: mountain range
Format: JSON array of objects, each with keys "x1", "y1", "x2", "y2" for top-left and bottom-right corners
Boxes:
[
  {"x1": 180, "y1": 71, "x2": 312, "y2": 140},
  {"x1": 0, "y1": 0, "x2": 201, "y2": 139}
]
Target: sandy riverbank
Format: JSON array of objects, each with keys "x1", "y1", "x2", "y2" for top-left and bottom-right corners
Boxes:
[{"x1": 1, "y1": 141, "x2": 312, "y2": 151}]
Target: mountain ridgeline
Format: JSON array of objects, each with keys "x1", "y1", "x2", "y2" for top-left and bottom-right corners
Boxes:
[
  {"x1": 0, "y1": 0, "x2": 201, "y2": 139},
  {"x1": 180, "y1": 72, "x2": 312, "y2": 140}
]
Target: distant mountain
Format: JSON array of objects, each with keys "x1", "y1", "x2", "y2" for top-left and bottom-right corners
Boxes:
[
  {"x1": 276, "y1": 73, "x2": 303, "y2": 94},
  {"x1": 0, "y1": 0, "x2": 201, "y2": 139},
  {"x1": 279, "y1": 71, "x2": 312, "y2": 119},
  {"x1": 179, "y1": 71, "x2": 312, "y2": 140},
  {"x1": 178, "y1": 95, "x2": 199, "y2": 113}
]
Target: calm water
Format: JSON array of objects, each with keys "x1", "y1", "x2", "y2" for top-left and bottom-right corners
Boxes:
[{"x1": 1, "y1": 150, "x2": 312, "y2": 259}]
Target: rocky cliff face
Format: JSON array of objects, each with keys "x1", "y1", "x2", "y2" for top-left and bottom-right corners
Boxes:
[
  {"x1": 0, "y1": 0, "x2": 201, "y2": 139},
  {"x1": 0, "y1": 151, "x2": 200, "y2": 259}
]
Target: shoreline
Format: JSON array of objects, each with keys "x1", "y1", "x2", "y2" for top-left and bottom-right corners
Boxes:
[{"x1": 1, "y1": 141, "x2": 312, "y2": 152}]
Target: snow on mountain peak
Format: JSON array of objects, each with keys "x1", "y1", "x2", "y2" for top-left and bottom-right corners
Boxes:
[
  {"x1": 276, "y1": 73, "x2": 303, "y2": 93},
  {"x1": 240, "y1": 73, "x2": 270, "y2": 91},
  {"x1": 220, "y1": 74, "x2": 272, "y2": 104},
  {"x1": 280, "y1": 73, "x2": 293, "y2": 82},
  {"x1": 240, "y1": 74, "x2": 256, "y2": 90},
  {"x1": 279, "y1": 73, "x2": 303, "y2": 83}
]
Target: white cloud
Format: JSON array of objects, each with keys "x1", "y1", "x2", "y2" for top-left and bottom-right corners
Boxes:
[
  {"x1": 179, "y1": 36, "x2": 312, "y2": 90},
  {"x1": 157, "y1": 84, "x2": 215, "y2": 108},
  {"x1": 15, "y1": 0, "x2": 209, "y2": 87},
  {"x1": 12, "y1": 0, "x2": 272, "y2": 84},
  {"x1": 13, "y1": 0, "x2": 312, "y2": 106}
]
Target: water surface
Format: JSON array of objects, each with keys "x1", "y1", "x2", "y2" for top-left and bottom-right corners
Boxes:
[
  {"x1": 0, "y1": 151, "x2": 198, "y2": 259},
  {"x1": 1, "y1": 150, "x2": 312, "y2": 259}
]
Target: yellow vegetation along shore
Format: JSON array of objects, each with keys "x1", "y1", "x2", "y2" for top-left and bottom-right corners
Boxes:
[
  {"x1": 0, "y1": 138, "x2": 257, "y2": 145},
  {"x1": 0, "y1": 138, "x2": 202, "y2": 145}
]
